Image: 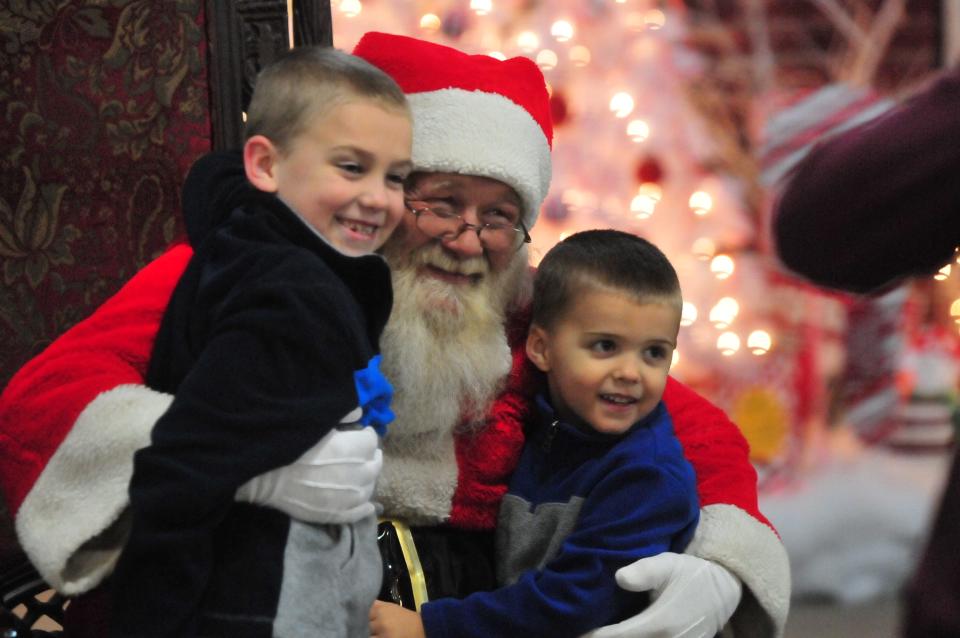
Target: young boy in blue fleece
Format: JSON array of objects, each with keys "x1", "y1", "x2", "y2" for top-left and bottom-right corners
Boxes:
[
  {"x1": 370, "y1": 229, "x2": 700, "y2": 638},
  {"x1": 111, "y1": 46, "x2": 412, "y2": 638}
]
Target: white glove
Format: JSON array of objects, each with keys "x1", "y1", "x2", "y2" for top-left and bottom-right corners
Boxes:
[
  {"x1": 583, "y1": 553, "x2": 742, "y2": 638},
  {"x1": 235, "y1": 427, "x2": 383, "y2": 524}
]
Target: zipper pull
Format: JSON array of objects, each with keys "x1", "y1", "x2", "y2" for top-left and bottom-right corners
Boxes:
[{"x1": 542, "y1": 419, "x2": 559, "y2": 452}]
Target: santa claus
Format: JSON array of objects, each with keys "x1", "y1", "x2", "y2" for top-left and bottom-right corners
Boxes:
[{"x1": 0, "y1": 32, "x2": 788, "y2": 637}]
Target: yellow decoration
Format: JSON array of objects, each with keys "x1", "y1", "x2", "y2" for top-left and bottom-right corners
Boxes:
[{"x1": 730, "y1": 387, "x2": 789, "y2": 464}]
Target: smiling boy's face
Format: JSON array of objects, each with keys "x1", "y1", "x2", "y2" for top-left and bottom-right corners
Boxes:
[
  {"x1": 526, "y1": 286, "x2": 680, "y2": 435},
  {"x1": 246, "y1": 98, "x2": 413, "y2": 257}
]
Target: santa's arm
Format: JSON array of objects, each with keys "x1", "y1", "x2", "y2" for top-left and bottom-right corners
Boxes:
[
  {"x1": 663, "y1": 376, "x2": 790, "y2": 637},
  {"x1": 0, "y1": 245, "x2": 191, "y2": 595}
]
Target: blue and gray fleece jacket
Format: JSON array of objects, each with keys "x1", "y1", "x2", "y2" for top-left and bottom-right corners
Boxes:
[{"x1": 421, "y1": 396, "x2": 699, "y2": 638}]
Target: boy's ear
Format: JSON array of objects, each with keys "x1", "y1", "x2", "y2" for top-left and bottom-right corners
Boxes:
[
  {"x1": 525, "y1": 325, "x2": 551, "y2": 373},
  {"x1": 243, "y1": 135, "x2": 280, "y2": 193}
]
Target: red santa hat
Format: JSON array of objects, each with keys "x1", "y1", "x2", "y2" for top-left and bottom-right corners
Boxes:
[{"x1": 353, "y1": 32, "x2": 553, "y2": 228}]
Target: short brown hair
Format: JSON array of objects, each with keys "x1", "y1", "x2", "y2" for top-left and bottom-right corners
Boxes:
[
  {"x1": 244, "y1": 45, "x2": 409, "y2": 152},
  {"x1": 531, "y1": 229, "x2": 681, "y2": 329}
]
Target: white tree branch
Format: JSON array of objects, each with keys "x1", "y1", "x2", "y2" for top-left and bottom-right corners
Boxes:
[
  {"x1": 742, "y1": 0, "x2": 776, "y2": 94},
  {"x1": 848, "y1": 0, "x2": 906, "y2": 85},
  {"x1": 810, "y1": 0, "x2": 867, "y2": 47}
]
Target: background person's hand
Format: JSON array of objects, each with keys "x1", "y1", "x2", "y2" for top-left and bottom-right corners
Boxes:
[
  {"x1": 236, "y1": 426, "x2": 382, "y2": 523},
  {"x1": 582, "y1": 552, "x2": 741, "y2": 638}
]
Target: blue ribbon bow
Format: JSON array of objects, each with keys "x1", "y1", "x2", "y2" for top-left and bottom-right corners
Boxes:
[{"x1": 353, "y1": 354, "x2": 395, "y2": 436}]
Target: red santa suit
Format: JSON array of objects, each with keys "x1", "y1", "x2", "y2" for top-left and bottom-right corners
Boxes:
[
  {"x1": 0, "y1": 31, "x2": 789, "y2": 637},
  {"x1": 0, "y1": 241, "x2": 788, "y2": 636}
]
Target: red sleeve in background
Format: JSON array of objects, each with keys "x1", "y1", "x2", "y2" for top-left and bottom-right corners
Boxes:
[{"x1": 773, "y1": 67, "x2": 960, "y2": 294}]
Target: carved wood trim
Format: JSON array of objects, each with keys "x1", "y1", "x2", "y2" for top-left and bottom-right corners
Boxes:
[{"x1": 205, "y1": 0, "x2": 333, "y2": 150}]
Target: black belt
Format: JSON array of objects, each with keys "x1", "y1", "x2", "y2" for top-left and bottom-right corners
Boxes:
[
  {"x1": 377, "y1": 519, "x2": 498, "y2": 610},
  {"x1": 377, "y1": 519, "x2": 429, "y2": 611}
]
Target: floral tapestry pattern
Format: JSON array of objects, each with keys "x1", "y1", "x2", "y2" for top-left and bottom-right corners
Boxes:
[{"x1": 0, "y1": 0, "x2": 212, "y2": 391}]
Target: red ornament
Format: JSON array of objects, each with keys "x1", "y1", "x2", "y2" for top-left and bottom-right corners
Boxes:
[
  {"x1": 441, "y1": 8, "x2": 470, "y2": 38},
  {"x1": 542, "y1": 194, "x2": 570, "y2": 222},
  {"x1": 550, "y1": 90, "x2": 569, "y2": 127},
  {"x1": 635, "y1": 155, "x2": 664, "y2": 184}
]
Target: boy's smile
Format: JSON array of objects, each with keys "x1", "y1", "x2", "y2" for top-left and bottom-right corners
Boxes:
[
  {"x1": 340, "y1": 218, "x2": 379, "y2": 237},
  {"x1": 526, "y1": 287, "x2": 680, "y2": 435}
]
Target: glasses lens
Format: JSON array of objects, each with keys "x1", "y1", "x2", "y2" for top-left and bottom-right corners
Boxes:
[
  {"x1": 413, "y1": 206, "x2": 523, "y2": 252},
  {"x1": 414, "y1": 207, "x2": 460, "y2": 240},
  {"x1": 478, "y1": 226, "x2": 518, "y2": 252}
]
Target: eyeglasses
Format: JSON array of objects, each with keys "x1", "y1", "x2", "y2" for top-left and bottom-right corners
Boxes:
[{"x1": 405, "y1": 201, "x2": 531, "y2": 252}]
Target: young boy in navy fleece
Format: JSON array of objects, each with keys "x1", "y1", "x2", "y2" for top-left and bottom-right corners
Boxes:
[{"x1": 370, "y1": 229, "x2": 699, "y2": 638}]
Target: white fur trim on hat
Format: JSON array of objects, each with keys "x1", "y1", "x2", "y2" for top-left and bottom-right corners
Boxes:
[
  {"x1": 408, "y1": 89, "x2": 552, "y2": 228},
  {"x1": 16, "y1": 384, "x2": 172, "y2": 595},
  {"x1": 686, "y1": 503, "x2": 791, "y2": 638}
]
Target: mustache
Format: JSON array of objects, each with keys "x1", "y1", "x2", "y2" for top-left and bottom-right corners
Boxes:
[{"x1": 409, "y1": 242, "x2": 489, "y2": 278}]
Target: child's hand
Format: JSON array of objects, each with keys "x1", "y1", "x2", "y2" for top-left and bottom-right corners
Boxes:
[{"x1": 369, "y1": 600, "x2": 425, "y2": 638}]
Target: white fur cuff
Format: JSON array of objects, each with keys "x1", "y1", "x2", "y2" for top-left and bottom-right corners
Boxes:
[
  {"x1": 16, "y1": 384, "x2": 172, "y2": 595},
  {"x1": 686, "y1": 504, "x2": 791, "y2": 638}
]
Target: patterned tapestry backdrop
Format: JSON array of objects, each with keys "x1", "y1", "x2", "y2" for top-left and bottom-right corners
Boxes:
[{"x1": 0, "y1": 1, "x2": 212, "y2": 391}]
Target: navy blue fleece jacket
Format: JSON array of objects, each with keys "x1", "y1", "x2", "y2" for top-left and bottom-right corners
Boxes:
[{"x1": 420, "y1": 396, "x2": 699, "y2": 638}]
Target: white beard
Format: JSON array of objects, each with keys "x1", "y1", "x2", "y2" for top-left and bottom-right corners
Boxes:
[{"x1": 374, "y1": 241, "x2": 529, "y2": 523}]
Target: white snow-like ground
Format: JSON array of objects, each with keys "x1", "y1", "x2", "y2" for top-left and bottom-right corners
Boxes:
[{"x1": 759, "y1": 437, "x2": 953, "y2": 604}]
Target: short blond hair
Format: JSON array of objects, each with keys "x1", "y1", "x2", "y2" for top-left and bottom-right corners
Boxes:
[{"x1": 244, "y1": 45, "x2": 409, "y2": 152}]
